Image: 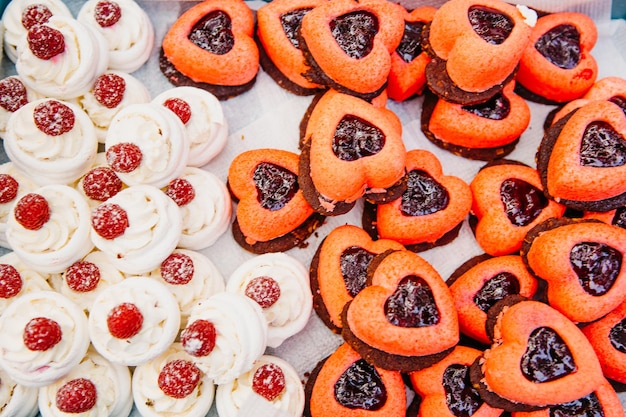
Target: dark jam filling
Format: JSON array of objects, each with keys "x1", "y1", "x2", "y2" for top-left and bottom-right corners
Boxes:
[
  {"x1": 280, "y1": 8, "x2": 312, "y2": 49},
  {"x1": 462, "y1": 93, "x2": 511, "y2": 120},
  {"x1": 550, "y1": 392, "x2": 603, "y2": 417},
  {"x1": 385, "y1": 275, "x2": 440, "y2": 327},
  {"x1": 396, "y1": 21, "x2": 425, "y2": 63},
  {"x1": 612, "y1": 206, "x2": 626, "y2": 229},
  {"x1": 570, "y1": 242, "x2": 622, "y2": 296},
  {"x1": 188, "y1": 10, "x2": 234, "y2": 55},
  {"x1": 473, "y1": 272, "x2": 521, "y2": 313},
  {"x1": 579, "y1": 121, "x2": 626, "y2": 168},
  {"x1": 400, "y1": 170, "x2": 449, "y2": 217},
  {"x1": 535, "y1": 24, "x2": 581, "y2": 70},
  {"x1": 332, "y1": 115, "x2": 385, "y2": 161},
  {"x1": 500, "y1": 178, "x2": 548, "y2": 227},
  {"x1": 340, "y1": 246, "x2": 375, "y2": 297},
  {"x1": 252, "y1": 162, "x2": 298, "y2": 211},
  {"x1": 521, "y1": 327, "x2": 577, "y2": 383},
  {"x1": 329, "y1": 11, "x2": 379, "y2": 59},
  {"x1": 334, "y1": 359, "x2": 387, "y2": 410},
  {"x1": 468, "y1": 6, "x2": 513, "y2": 45},
  {"x1": 609, "y1": 95, "x2": 626, "y2": 115},
  {"x1": 443, "y1": 364, "x2": 483, "y2": 417},
  {"x1": 609, "y1": 318, "x2": 626, "y2": 353}
]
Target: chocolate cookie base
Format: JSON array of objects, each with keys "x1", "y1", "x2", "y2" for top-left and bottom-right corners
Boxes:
[
  {"x1": 303, "y1": 355, "x2": 328, "y2": 417},
  {"x1": 309, "y1": 236, "x2": 343, "y2": 334}
]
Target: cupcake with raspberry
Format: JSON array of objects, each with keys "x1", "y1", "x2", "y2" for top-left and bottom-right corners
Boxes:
[
  {"x1": 75, "y1": 153, "x2": 126, "y2": 209},
  {"x1": 0, "y1": 251, "x2": 54, "y2": 315},
  {"x1": 0, "y1": 75, "x2": 44, "y2": 140},
  {"x1": 0, "y1": 162, "x2": 39, "y2": 249}
]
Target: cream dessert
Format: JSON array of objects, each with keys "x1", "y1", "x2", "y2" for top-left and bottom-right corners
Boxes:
[
  {"x1": 77, "y1": 0, "x2": 155, "y2": 73},
  {"x1": 88, "y1": 277, "x2": 181, "y2": 367},
  {"x1": 0, "y1": 291, "x2": 90, "y2": 388},
  {"x1": 90, "y1": 184, "x2": 182, "y2": 275},
  {"x1": 167, "y1": 166, "x2": 232, "y2": 251},
  {"x1": 152, "y1": 86, "x2": 228, "y2": 167},
  {"x1": 226, "y1": 253, "x2": 312, "y2": 348},
  {"x1": 0, "y1": 251, "x2": 54, "y2": 315},
  {"x1": 132, "y1": 343, "x2": 216, "y2": 417},
  {"x1": 104, "y1": 102, "x2": 190, "y2": 188},
  {"x1": 38, "y1": 347, "x2": 133, "y2": 417},
  {"x1": 6, "y1": 184, "x2": 94, "y2": 274},
  {"x1": 0, "y1": 75, "x2": 44, "y2": 140},
  {"x1": 216, "y1": 354, "x2": 305, "y2": 417},
  {"x1": 0, "y1": 161, "x2": 39, "y2": 249},
  {"x1": 3, "y1": 98, "x2": 99, "y2": 186},
  {"x1": 75, "y1": 152, "x2": 126, "y2": 210},
  {"x1": 0, "y1": 367, "x2": 39, "y2": 417},
  {"x1": 180, "y1": 292, "x2": 268, "y2": 385}
]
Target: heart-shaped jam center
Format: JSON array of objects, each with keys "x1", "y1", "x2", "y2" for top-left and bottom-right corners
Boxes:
[
  {"x1": 340, "y1": 246, "x2": 375, "y2": 297},
  {"x1": 570, "y1": 242, "x2": 621, "y2": 296},
  {"x1": 462, "y1": 93, "x2": 511, "y2": 120},
  {"x1": 189, "y1": 10, "x2": 234, "y2": 55},
  {"x1": 551, "y1": 392, "x2": 603, "y2": 417},
  {"x1": 535, "y1": 24, "x2": 581, "y2": 70},
  {"x1": 468, "y1": 6, "x2": 513, "y2": 45},
  {"x1": 579, "y1": 121, "x2": 626, "y2": 167},
  {"x1": 473, "y1": 272, "x2": 520, "y2": 313},
  {"x1": 521, "y1": 327, "x2": 577, "y2": 383},
  {"x1": 500, "y1": 178, "x2": 548, "y2": 227},
  {"x1": 401, "y1": 170, "x2": 449, "y2": 217},
  {"x1": 443, "y1": 364, "x2": 483, "y2": 417},
  {"x1": 332, "y1": 115, "x2": 385, "y2": 161},
  {"x1": 280, "y1": 8, "x2": 312, "y2": 49},
  {"x1": 253, "y1": 162, "x2": 298, "y2": 211},
  {"x1": 396, "y1": 21, "x2": 425, "y2": 63},
  {"x1": 334, "y1": 359, "x2": 387, "y2": 410},
  {"x1": 609, "y1": 318, "x2": 626, "y2": 353},
  {"x1": 384, "y1": 275, "x2": 440, "y2": 327},
  {"x1": 330, "y1": 11, "x2": 378, "y2": 59},
  {"x1": 612, "y1": 207, "x2": 626, "y2": 229}
]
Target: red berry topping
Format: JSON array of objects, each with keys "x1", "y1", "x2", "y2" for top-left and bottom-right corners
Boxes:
[
  {"x1": 33, "y1": 100, "x2": 75, "y2": 136},
  {"x1": 245, "y1": 276, "x2": 281, "y2": 309},
  {"x1": 163, "y1": 98, "x2": 191, "y2": 124},
  {"x1": 106, "y1": 142, "x2": 142, "y2": 173},
  {"x1": 65, "y1": 261, "x2": 100, "y2": 292},
  {"x1": 0, "y1": 174, "x2": 19, "y2": 204},
  {"x1": 94, "y1": 0, "x2": 121, "y2": 27},
  {"x1": 165, "y1": 178, "x2": 195, "y2": 206},
  {"x1": 27, "y1": 24, "x2": 65, "y2": 60},
  {"x1": 252, "y1": 363, "x2": 286, "y2": 401},
  {"x1": 93, "y1": 73, "x2": 125, "y2": 109},
  {"x1": 107, "y1": 302, "x2": 143, "y2": 339},
  {"x1": 91, "y1": 203, "x2": 129, "y2": 239},
  {"x1": 82, "y1": 166, "x2": 123, "y2": 201},
  {"x1": 0, "y1": 77, "x2": 29, "y2": 113},
  {"x1": 158, "y1": 359, "x2": 201, "y2": 399},
  {"x1": 21, "y1": 4, "x2": 53, "y2": 29},
  {"x1": 55, "y1": 378, "x2": 97, "y2": 413},
  {"x1": 14, "y1": 193, "x2": 50, "y2": 230},
  {"x1": 0, "y1": 264, "x2": 23, "y2": 299},
  {"x1": 181, "y1": 319, "x2": 216, "y2": 357},
  {"x1": 160, "y1": 252, "x2": 194, "y2": 285},
  {"x1": 23, "y1": 317, "x2": 62, "y2": 351}
]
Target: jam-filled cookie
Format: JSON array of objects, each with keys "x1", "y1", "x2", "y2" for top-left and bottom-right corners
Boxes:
[
  {"x1": 160, "y1": 0, "x2": 259, "y2": 100},
  {"x1": 362, "y1": 149, "x2": 472, "y2": 252},
  {"x1": 227, "y1": 148, "x2": 325, "y2": 254},
  {"x1": 583, "y1": 205, "x2": 626, "y2": 230},
  {"x1": 309, "y1": 224, "x2": 405, "y2": 333},
  {"x1": 342, "y1": 249, "x2": 459, "y2": 372}
]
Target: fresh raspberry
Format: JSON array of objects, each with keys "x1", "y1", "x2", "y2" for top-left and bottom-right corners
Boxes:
[
  {"x1": 21, "y1": 4, "x2": 53, "y2": 29},
  {"x1": 0, "y1": 174, "x2": 19, "y2": 204},
  {"x1": 14, "y1": 193, "x2": 50, "y2": 230},
  {"x1": 65, "y1": 261, "x2": 100, "y2": 292},
  {"x1": 93, "y1": 73, "x2": 125, "y2": 109},
  {"x1": 245, "y1": 276, "x2": 281, "y2": 309},
  {"x1": 94, "y1": 0, "x2": 121, "y2": 27},
  {"x1": 0, "y1": 77, "x2": 29, "y2": 113},
  {"x1": 160, "y1": 252, "x2": 194, "y2": 285},
  {"x1": 106, "y1": 142, "x2": 142, "y2": 173},
  {"x1": 162, "y1": 98, "x2": 191, "y2": 124},
  {"x1": 158, "y1": 359, "x2": 201, "y2": 399},
  {"x1": 165, "y1": 178, "x2": 195, "y2": 206},
  {"x1": 23, "y1": 317, "x2": 62, "y2": 351},
  {"x1": 181, "y1": 319, "x2": 216, "y2": 357},
  {"x1": 27, "y1": 24, "x2": 65, "y2": 60},
  {"x1": 252, "y1": 363, "x2": 286, "y2": 401},
  {"x1": 33, "y1": 100, "x2": 75, "y2": 136},
  {"x1": 0, "y1": 264, "x2": 23, "y2": 299},
  {"x1": 82, "y1": 166, "x2": 123, "y2": 201},
  {"x1": 91, "y1": 203, "x2": 129, "y2": 240},
  {"x1": 106, "y1": 302, "x2": 143, "y2": 339},
  {"x1": 55, "y1": 378, "x2": 97, "y2": 413}
]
